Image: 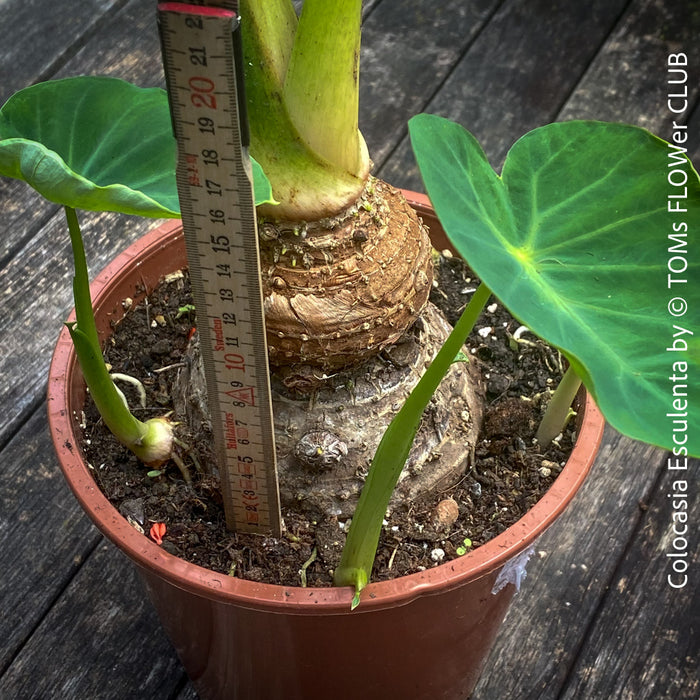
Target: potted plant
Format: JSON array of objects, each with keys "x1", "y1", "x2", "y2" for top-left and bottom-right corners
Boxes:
[{"x1": 1, "y1": 1, "x2": 698, "y2": 698}]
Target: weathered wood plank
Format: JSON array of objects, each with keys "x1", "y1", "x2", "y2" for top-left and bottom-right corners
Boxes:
[
  {"x1": 359, "y1": 0, "x2": 501, "y2": 166},
  {"x1": 378, "y1": 0, "x2": 630, "y2": 189},
  {"x1": 558, "y1": 457, "x2": 699, "y2": 700},
  {"x1": 0, "y1": 407, "x2": 97, "y2": 673},
  {"x1": 1, "y1": 1, "x2": 697, "y2": 698},
  {"x1": 0, "y1": 0, "x2": 123, "y2": 105},
  {"x1": 0, "y1": 183, "x2": 57, "y2": 267},
  {"x1": 472, "y1": 429, "x2": 670, "y2": 698},
  {"x1": 177, "y1": 683, "x2": 200, "y2": 700},
  {"x1": 559, "y1": 0, "x2": 700, "y2": 131},
  {"x1": 0, "y1": 541, "x2": 186, "y2": 699}
]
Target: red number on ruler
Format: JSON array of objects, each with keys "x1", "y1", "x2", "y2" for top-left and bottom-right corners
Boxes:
[
  {"x1": 189, "y1": 75, "x2": 217, "y2": 109},
  {"x1": 224, "y1": 353, "x2": 246, "y2": 371}
]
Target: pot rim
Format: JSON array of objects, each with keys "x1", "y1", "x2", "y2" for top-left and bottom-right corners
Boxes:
[{"x1": 47, "y1": 196, "x2": 604, "y2": 615}]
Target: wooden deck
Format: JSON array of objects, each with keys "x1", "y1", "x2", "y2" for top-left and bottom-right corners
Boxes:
[{"x1": 1, "y1": 0, "x2": 698, "y2": 697}]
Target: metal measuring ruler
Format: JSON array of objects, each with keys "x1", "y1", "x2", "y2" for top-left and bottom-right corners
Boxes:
[{"x1": 158, "y1": 2, "x2": 281, "y2": 536}]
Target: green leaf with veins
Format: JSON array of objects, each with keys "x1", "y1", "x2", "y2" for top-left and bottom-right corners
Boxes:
[
  {"x1": 0, "y1": 76, "x2": 274, "y2": 215},
  {"x1": 409, "y1": 114, "x2": 700, "y2": 457}
]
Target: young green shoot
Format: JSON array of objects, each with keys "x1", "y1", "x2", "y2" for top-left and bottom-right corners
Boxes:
[
  {"x1": 334, "y1": 283, "x2": 492, "y2": 608},
  {"x1": 64, "y1": 206, "x2": 174, "y2": 467},
  {"x1": 456, "y1": 538, "x2": 473, "y2": 556}
]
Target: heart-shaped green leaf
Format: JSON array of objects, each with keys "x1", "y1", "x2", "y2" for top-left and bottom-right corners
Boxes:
[
  {"x1": 0, "y1": 76, "x2": 275, "y2": 216},
  {"x1": 409, "y1": 114, "x2": 699, "y2": 457},
  {"x1": 0, "y1": 77, "x2": 180, "y2": 216}
]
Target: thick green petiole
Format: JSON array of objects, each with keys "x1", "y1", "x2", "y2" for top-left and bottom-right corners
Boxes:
[
  {"x1": 65, "y1": 207, "x2": 173, "y2": 467},
  {"x1": 284, "y1": 0, "x2": 365, "y2": 176},
  {"x1": 334, "y1": 283, "x2": 492, "y2": 607},
  {"x1": 535, "y1": 364, "x2": 583, "y2": 447},
  {"x1": 240, "y1": 0, "x2": 369, "y2": 220}
]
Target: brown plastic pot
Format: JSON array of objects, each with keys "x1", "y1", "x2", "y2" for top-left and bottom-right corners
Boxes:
[{"x1": 48, "y1": 193, "x2": 604, "y2": 700}]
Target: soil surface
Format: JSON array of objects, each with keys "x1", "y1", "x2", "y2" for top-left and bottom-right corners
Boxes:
[{"x1": 82, "y1": 251, "x2": 577, "y2": 588}]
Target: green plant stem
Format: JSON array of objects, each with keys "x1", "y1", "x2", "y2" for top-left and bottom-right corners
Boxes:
[
  {"x1": 241, "y1": 0, "x2": 369, "y2": 219},
  {"x1": 334, "y1": 282, "x2": 492, "y2": 608},
  {"x1": 65, "y1": 206, "x2": 147, "y2": 447},
  {"x1": 285, "y1": 0, "x2": 365, "y2": 174},
  {"x1": 535, "y1": 364, "x2": 583, "y2": 447},
  {"x1": 65, "y1": 207, "x2": 101, "y2": 353},
  {"x1": 65, "y1": 207, "x2": 173, "y2": 466}
]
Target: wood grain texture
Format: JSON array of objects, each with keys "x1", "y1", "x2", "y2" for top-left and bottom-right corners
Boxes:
[
  {"x1": 559, "y1": 457, "x2": 699, "y2": 700},
  {"x1": 0, "y1": 0, "x2": 698, "y2": 698},
  {"x1": 378, "y1": 0, "x2": 630, "y2": 189},
  {"x1": 0, "y1": 0, "x2": 125, "y2": 105},
  {"x1": 0, "y1": 0, "x2": 166, "y2": 263},
  {"x1": 0, "y1": 541, "x2": 185, "y2": 699},
  {"x1": 0, "y1": 408, "x2": 97, "y2": 674},
  {"x1": 559, "y1": 0, "x2": 700, "y2": 131},
  {"x1": 359, "y1": 0, "x2": 501, "y2": 167}
]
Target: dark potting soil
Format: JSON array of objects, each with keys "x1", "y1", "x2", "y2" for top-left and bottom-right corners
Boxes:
[{"x1": 81, "y1": 252, "x2": 577, "y2": 588}]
